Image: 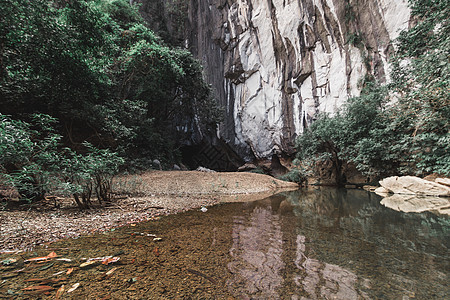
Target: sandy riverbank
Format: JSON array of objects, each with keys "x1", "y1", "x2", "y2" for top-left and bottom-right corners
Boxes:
[{"x1": 0, "y1": 171, "x2": 298, "y2": 252}]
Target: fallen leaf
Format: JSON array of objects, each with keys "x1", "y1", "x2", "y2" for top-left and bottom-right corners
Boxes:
[
  {"x1": 101, "y1": 257, "x2": 120, "y2": 265},
  {"x1": 56, "y1": 258, "x2": 72, "y2": 262},
  {"x1": 127, "y1": 277, "x2": 137, "y2": 283},
  {"x1": 7, "y1": 289, "x2": 16, "y2": 295},
  {"x1": 67, "y1": 282, "x2": 80, "y2": 293},
  {"x1": 80, "y1": 261, "x2": 98, "y2": 269},
  {"x1": 66, "y1": 267, "x2": 74, "y2": 275},
  {"x1": 25, "y1": 277, "x2": 67, "y2": 284},
  {"x1": 38, "y1": 262, "x2": 54, "y2": 271},
  {"x1": 153, "y1": 247, "x2": 160, "y2": 257},
  {"x1": 1, "y1": 258, "x2": 17, "y2": 265},
  {"x1": 22, "y1": 285, "x2": 54, "y2": 291},
  {"x1": 24, "y1": 251, "x2": 57, "y2": 263},
  {"x1": 56, "y1": 285, "x2": 64, "y2": 299},
  {"x1": 87, "y1": 256, "x2": 111, "y2": 262},
  {"x1": 24, "y1": 256, "x2": 49, "y2": 263},
  {"x1": 53, "y1": 271, "x2": 65, "y2": 276},
  {"x1": 12, "y1": 267, "x2": 26, "y2": 273},
  {"x1": 24, "y1": 278, "x2": 47, "y2": 282},
  {"x1": 105, "y1": 267, "x2": 117, "y2": 276}
]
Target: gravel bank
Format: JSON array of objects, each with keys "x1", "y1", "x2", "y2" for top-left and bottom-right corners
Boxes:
[{"x1": 1, "y1": 171, "x2": 298, "y2": 252}]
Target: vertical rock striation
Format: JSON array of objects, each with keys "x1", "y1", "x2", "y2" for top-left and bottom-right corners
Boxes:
[{"x1": 138, "y1": 0, "x2": 411, "y2": 161}]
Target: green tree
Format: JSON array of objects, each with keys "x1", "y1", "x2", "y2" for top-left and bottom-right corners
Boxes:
[
  {"x1": 295, "y1": 0, "x2": 449, "y2": 181},
  {"x1": 1, "y1": 0, "x2": 220, "y2": 169}
]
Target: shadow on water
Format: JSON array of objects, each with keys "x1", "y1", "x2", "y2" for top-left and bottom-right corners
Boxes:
[{"x1": 1, "y1": 188, "x2": 448, "y2": 299}]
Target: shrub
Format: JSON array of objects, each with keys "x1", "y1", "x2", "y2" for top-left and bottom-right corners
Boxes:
[{"x1": 0, "y1": 114, "x2": 123, "y2": 208}]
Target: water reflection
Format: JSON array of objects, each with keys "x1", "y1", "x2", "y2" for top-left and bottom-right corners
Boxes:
[
  {"x1": 294, "y1": 235, "x2": 369, "y2": 299},
  {"x1": 227, "y1": 203, "x2": 284, "y2": 298},
  {"x1": 225, "y1": 188, "x2": 449, "y2": 299}
]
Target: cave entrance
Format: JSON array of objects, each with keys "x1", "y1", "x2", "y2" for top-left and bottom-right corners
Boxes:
[{"x1": 181, "y1": 138, "x2": 244, "y2": 171}]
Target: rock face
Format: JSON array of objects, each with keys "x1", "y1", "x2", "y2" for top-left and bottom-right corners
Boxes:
[
  {"x1": 138, "y1": 0, "x2": 411, "y2": 160},
  {"x1": 379, "y1": 176, "x2": 450, "y2": 197}
]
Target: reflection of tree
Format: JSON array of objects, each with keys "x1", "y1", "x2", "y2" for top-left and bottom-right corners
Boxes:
[
  {"x1": 227, "y1": 204, "x2": 284, "y2": 298},
  {"x1": 284, "y1": 189, "x2": 449, "y2": 299},
  {"x1": 225, "y1": 190, "x2": 448, "y2": 298}
]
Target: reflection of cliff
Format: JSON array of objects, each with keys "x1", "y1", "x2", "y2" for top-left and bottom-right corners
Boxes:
[
  {"x1": 227, "y1": 204, "x2": 284, "y2": 298},
  {"x1": 293, "y1": 235, "x2": 370, "y2": 299},
  {"x1": 225, "y1": 196, "x2": 371, "y2": 299},
  {"x1": 224, "y1": 190, "x2": 448, "y2": 298}
]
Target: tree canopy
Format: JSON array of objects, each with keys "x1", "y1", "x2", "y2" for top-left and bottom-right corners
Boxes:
[
  {"x1": 0, "y1": 0, "x2": 220, "y2": 161},
  {"x1": 0, "y1": 0, "x2": 221, "y2": 205}
]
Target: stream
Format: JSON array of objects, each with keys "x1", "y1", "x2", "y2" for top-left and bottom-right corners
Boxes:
[{"x1": 1, "y1": 188, "x2": 448, "y2": 299}]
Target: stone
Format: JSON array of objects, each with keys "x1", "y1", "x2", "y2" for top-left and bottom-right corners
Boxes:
[
  {"x1": 152, "y1": 159, "x2": 162, "y2": 170},
  {"x1": 363, "y1": 185, "x2": 377, "y2": 192},
  {"x1": 237, "y1": 163, "x2": 258, "y2": 172},
  {"x1": 380, "y1": 194, "x2": 450, "y2": 215},
  {"x1": 435, "y1": 178, "x2": 450, "y2": 187},
  {"x1": 172, "y1": 164, "x2": 181, "y2": 171},
  {"x1": 374, "y1": 186, "x2": 390, "y2": 196},
  {"x1": 379, "y1": 176, "x2": 450, "y2": 197},
  {"x1": 196, "y1": 166, "x2": 216, "y2": 173}
]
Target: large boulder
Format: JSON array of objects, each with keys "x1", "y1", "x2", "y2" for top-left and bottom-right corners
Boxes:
[
  {"x1": 435, "y1": 178, "x2": 450, "y2": 187},
  {"x1": 379, "y1": 176, "x2": 450, "y2": 197}
]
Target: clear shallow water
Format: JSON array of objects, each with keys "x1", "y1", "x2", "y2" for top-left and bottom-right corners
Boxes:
[
  {"x1": 2, "y1": 188, "x2": 448, "y2": 299},
  {"x1": 221, "y1": 188, "x2": 449, "y2": 299}
]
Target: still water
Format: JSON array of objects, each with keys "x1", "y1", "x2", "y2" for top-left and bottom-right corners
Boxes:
[
  {"x1": 7, "y1": 188, "x2": 449, "y2": 299},
  {"x1": 216, "y1": 188, "x2": 449, "y2": 299}
]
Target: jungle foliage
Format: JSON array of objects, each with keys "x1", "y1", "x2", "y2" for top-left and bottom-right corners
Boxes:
[
  {"x1": 0, "y1": 0, "x2": 220, "y2": 206},
  {"x1": 295, "y1": 0, "x2": 450, "y2": 183}
]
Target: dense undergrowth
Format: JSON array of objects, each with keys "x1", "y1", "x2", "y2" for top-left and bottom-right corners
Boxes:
[{"x1": 0, "y1": 0, "x2": 220, "y2": 207}]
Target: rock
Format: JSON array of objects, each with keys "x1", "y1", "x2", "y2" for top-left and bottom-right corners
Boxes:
[
  {"x1": 172, "y1": 164, "x2": 181, "y2": 171},
  {"x1": 237, "y1": 163, "x2": 258, "y2": 172},
  {"x1": 380, "y1": 194, "x2": 450, "y2": 215},
  {"x1": 195, "y1": 166, "x2": 216, "y2": 173},
  {"x1": 435, "y1": 178, "x2": 450, "y2": 187},
  {"x1": 363, "y1": 185, "x2": 377, "y2": 192},
  {"x1": 152, "y1": 159, "x2": 162, "y2": 170},
  {"x1": 379, "y1": 176, "x2": 450, "y2": 197},
  {"x1": 374, "y1": 186, "x2": 390, "y2": 196}
]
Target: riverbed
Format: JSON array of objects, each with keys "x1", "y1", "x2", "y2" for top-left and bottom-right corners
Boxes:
[{"x1": 1, "y1": 188, "x2": 448, "y2": 299}]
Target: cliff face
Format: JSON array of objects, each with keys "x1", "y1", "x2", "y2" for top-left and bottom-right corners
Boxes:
[{"x1": 138, "y1": 0, "x2": 411, "y2": 161}]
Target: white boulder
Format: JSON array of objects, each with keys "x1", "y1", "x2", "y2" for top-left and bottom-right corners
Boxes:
[{"x1": 379, "y1": 176, "x2": 450, "y2": 197}]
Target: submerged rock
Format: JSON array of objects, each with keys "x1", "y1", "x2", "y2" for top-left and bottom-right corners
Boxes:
[{"x1": 379, "y1": 176, "x2": 450, "y2": 197}]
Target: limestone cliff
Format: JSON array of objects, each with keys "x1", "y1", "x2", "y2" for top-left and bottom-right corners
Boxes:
[{"x1": 138, "y1": 0, "x2": 411, "y2": 161}]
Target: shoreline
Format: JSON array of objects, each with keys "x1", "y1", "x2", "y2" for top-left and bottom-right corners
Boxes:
[{"x1": 1, "y1": 171, "x2": 298, "y2": 252}]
